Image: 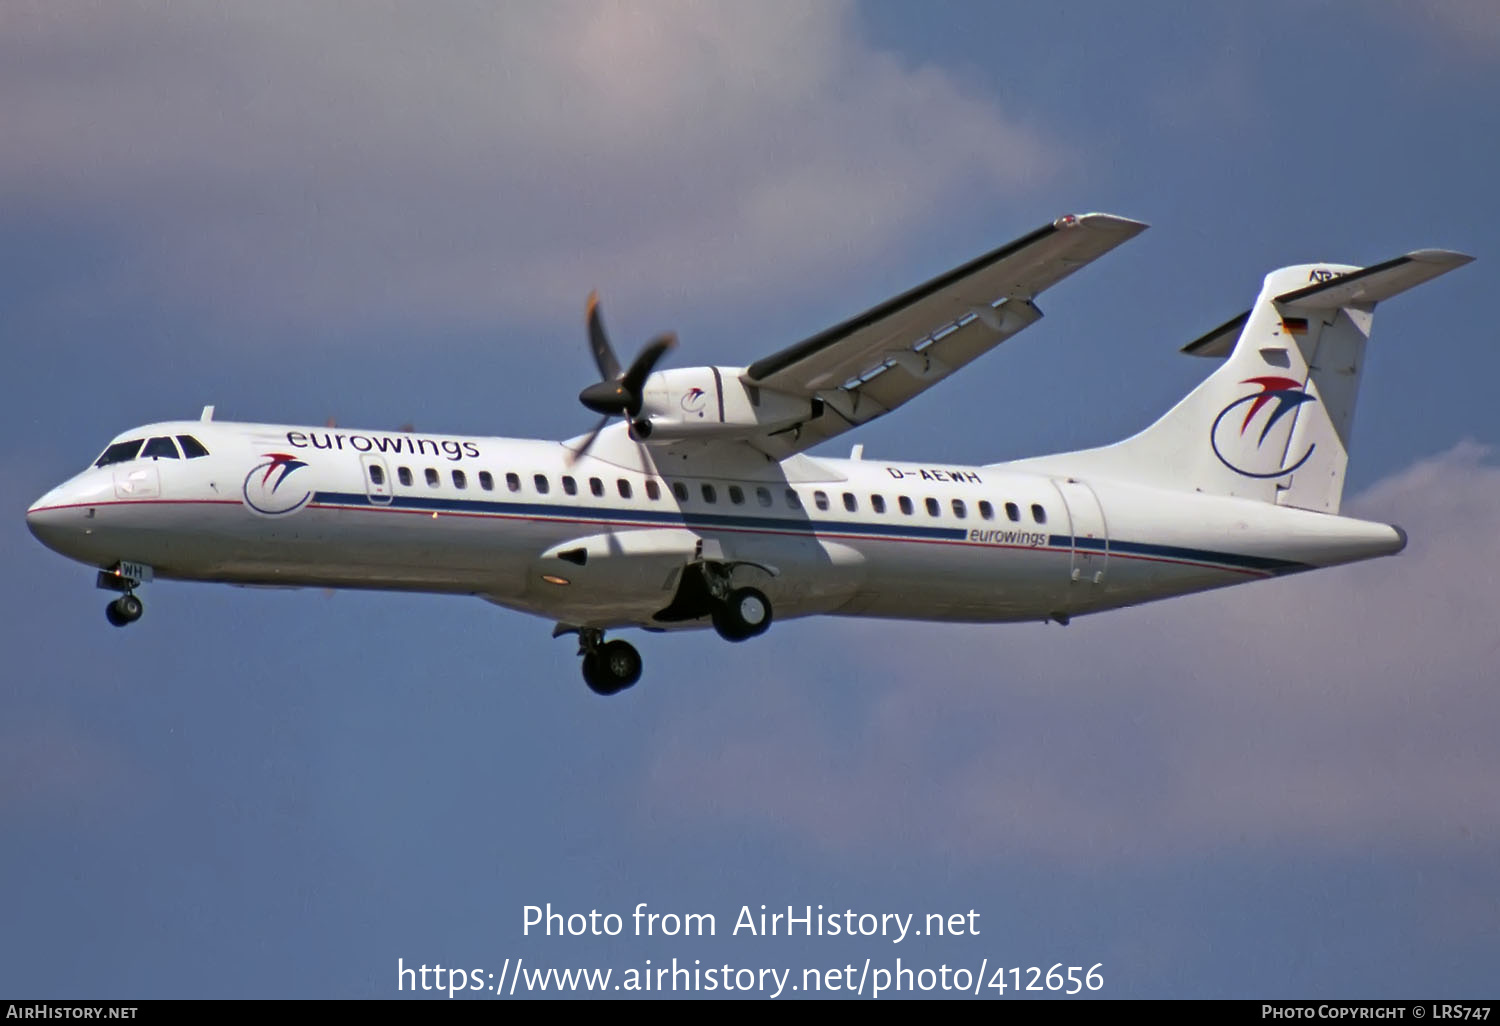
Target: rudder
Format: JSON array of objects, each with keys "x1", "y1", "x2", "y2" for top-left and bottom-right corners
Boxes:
[{"x1": 1006, "y1": 250, "x2": 1472, "y2": 512}]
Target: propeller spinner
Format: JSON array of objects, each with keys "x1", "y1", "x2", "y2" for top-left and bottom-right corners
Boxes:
[{"x1": 569, "y1": 292, "x2": 675, "y2": 463}]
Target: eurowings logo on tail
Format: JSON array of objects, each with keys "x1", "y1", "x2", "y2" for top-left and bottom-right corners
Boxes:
[
  {"x1": 242, "y1": 452, "x2": 312, "y2": 515},
  {"x1": 1210, "y1": 377, "x2": 1318, "y2": 479}
]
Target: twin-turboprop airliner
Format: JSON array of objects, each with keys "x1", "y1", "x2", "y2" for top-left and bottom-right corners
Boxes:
[{"x1": 26, "y1": 214, "x2": 1472, "y2": 694}]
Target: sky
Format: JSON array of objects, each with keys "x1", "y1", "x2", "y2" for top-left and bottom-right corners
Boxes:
[{"x1": 3, "y1": 0, "x2": 1497, "y2": 1000}]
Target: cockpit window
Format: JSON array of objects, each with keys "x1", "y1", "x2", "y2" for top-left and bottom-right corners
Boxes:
[
  {"x1": 94, "y1": 439, "x2": 143, "y2": 467},
  {"x1": 141, "y1": 436, "x2": 180, "y2": 460},
  {"x1": 176, "y1": 435, "x2": 210, "y2": 458}
]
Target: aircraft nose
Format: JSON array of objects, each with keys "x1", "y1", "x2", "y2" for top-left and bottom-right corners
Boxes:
[
  {"x1": 26, "y1": 483, "x2": 89, "y2": 554},
  {"x1": 27, "y1": 489, "x2": 67, "y2": 543}
]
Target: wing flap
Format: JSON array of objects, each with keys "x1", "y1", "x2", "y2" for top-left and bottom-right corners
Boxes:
[
  {"x1": 736, "y1": 300, "x2": 1050, "y2": 459},
  {"x1": 830, "y1": 298, "x2": 1043, "y2": 409},
  {"x1": 1180, "y1": 310, "x2": 1250, "y2": 358}
]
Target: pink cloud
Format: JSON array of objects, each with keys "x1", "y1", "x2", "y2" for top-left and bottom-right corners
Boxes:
[{"x1": 0, "y1": 2, "x2": 1060, "y2": 333}]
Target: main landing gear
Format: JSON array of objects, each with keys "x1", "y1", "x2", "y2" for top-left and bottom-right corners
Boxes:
[
  {"x1": 711, "y1": 586, "x2": 772, "y2": 643},
  {"x1": 561, "y1": 568, "x2": 775, "y2": 697},
  {"x1": 653, "y1": 561, "x2": 775, "y2": 644},
  {"x1": 576, "y1": 628, "x2": 642, "y2": 697}
]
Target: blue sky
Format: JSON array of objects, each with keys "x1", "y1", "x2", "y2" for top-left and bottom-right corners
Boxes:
[{"x1": 3, "y1": 1, "x2": 1497, "y2": 999}]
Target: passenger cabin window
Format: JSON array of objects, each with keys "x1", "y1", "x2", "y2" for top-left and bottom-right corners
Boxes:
[
  {"x1": 141, "y1": 436, "x2": 179, "y2": 460},
  {"x1": 590, "y1": 477, "x2": 605, "y2": 497},
  {"x1": 369, "y1": 464, "x2": 385, "y2": 486},
  {"x1": 425, "y1": 468, "x2": 440, "y2": 487},
  {"x1": 701, "y1": 483, "x2": 717, "y2": 503},
  {"x1": 728, "y1": 485, "x2": 744, "y2": 505},
  {"x1": 452, "y1": 470, "x2": 467, "y2": 489},
  {"x1": 1005, "y1": 502, "x2": 1021, "y2": 522},
  {"x1": 1031, "y1": 503, "x2": 1047, "y2": 524},
  {"x1": 785, "y1": 489, "x2": 802, "y2": 510},
  {"x1": 952, "y1": 499, "x2": 967, "y2": 519},
  {"x1": 842, "y1": 492, "x2": 858, "y2": 513},
  {"x1": 978, "y1": 500, "x2": 994, "y2": 520},
  {"x1": 870, "y1": 494, "x2": 886, "y2": 514},
  {"x1": 506, "y1": 472, "x2": 521, "y2": 492},
  {"x1": 898, "y1": 496, "x2": 914, "y2": 515},
  {"x1": 176, "y1": 435, "x2": 210, "y2": 458},
  {"x1": 534, "y1": 474, "x2": 550, "y2": 494},
  {"x1": 479, "y1": 471, "x2": 494, "y2": 491},
  {"x1": 398, "y1": 466, "x2": 413, "y2": 486},
  {"x1": 814, "y1": 490, "x2": 830, "y2": 511},
  {"x1": 925, "y1": 497, "x2": 941, "y2": 517},
  {"x1": 645, "y1": 480, "x2": 661, "y2": 501},
  {"x1": 562, "y1": 476, "x2": 577, "y2": 496},
  {"x1": 671, "y1": 481, "x2": 689, "y2": 502},
  {"x1": 617, "y1": 479, "x2": 632, "y2": 499},
  {"x1": 756, "y1": 486, "x2": 772, "y2": 508}
]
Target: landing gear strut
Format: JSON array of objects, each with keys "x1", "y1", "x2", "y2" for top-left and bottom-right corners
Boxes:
[{"x1": 576, "y1": 628, "x2": 642, "y2": 696}]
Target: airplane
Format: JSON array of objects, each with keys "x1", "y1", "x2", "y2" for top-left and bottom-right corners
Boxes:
[{"x1": 26, "y1": 213, "x2": 1473, "y2": 695}]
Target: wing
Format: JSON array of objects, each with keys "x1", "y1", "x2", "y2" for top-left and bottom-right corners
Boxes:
[{"x1": 739, "y1": 212, "x2": 1146, "y2": 458}]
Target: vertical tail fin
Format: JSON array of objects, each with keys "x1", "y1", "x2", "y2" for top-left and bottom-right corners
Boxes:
[{"x1": 1008, "y1": 250, "x2": 1472, "y2": 513}]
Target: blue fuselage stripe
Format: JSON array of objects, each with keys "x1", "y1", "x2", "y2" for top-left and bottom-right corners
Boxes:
[
  {"x1": 1103, "y1": 538, "x2": 1305, "y2": 573},
  {"x1": 310, "y1": 491, "x2": 1310, "y2": 575}
]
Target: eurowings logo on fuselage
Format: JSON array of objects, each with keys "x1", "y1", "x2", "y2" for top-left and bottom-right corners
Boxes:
[
  {"x1": 1209, "y1": 376, "x2": 1318, "y2": 479},
  {"x1": 242, "y1": 452, "x2": 312, "y2": 515}
]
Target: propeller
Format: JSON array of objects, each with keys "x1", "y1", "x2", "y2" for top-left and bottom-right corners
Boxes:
[{"x1": 569, "y1": 291, "x2": 675, "y2": 464}]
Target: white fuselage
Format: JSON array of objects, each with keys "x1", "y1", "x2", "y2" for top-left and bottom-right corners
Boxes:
[{"x1": 27, "y1": 418, "x2": 1407, "y2": 633}]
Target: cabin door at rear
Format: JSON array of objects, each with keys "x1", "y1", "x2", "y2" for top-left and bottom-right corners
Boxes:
[{"x1": 1055, "y1": 478, "x2": 1108, "y2": 587}]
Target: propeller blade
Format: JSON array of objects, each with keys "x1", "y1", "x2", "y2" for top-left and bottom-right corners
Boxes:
[
  {"x1": 567, "y1": 414, "x2": 612, "y2": 466},
  {"x1": 573, "y1": 295, "x2": 675, "y2": 457},
  {"x1": 578, "y1": 333, "x2": 675, "y2": 415},
  {"x1": 586, "y1": 291, "x2": 622, "y2": 382},
  {"x1": 579, "y1": 380, "x2": 631, "y2": 416},
  {"x1": 620, "y1": 332, "x2": 676, "y2": 414}
]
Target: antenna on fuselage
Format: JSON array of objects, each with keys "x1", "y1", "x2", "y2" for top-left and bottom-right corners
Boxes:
[{"x1": 200, "y1": 405, "x2": 215, "y2": 422}]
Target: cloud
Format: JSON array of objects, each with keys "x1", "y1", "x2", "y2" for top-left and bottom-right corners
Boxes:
[
  {"x1": 0, "y1": 2, "x2": 1059, "y2": 334},
  {"x1": 643, "y1": 443, "x2": 1500, "y2": 865},
  {"x1": 1389, "y1": 0, "x2": 1500, "y2": 59}
]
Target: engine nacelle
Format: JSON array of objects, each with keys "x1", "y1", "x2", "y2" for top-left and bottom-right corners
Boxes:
[{"x1": 635, "y1": 367, "x2": 813, "y2": 442}]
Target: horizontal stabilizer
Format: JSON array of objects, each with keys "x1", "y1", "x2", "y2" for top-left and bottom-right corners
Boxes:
[
  {"x1": 1181, "y1": 310, "x2": 1249, "y2": 358},
  {"x1": 1182, "y1": 249, "x2": 1473, "y2": 359},
  {"x1": 1274, "y1": 249, "x2": 1474, "y2": 311}
]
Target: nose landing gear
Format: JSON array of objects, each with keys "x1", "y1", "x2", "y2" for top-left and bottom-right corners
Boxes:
[
  {"x1": 105, "y1": 593, "x2": 143, "y2": 627},
  {"x1": 98, "y1": 563, "x2": 150, "y2": 628}
]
